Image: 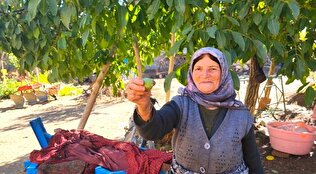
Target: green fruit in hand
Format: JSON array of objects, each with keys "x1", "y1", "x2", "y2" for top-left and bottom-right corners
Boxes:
[{"x1": 143, "y1": 78, "x2": 156, "y2": 91}]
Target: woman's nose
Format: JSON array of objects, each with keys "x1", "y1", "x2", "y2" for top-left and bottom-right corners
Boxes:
[{"x1": 202, "y1": 70, "x2": 210, "y2": 76}]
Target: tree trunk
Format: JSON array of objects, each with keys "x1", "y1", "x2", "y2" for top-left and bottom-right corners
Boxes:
[
  {"x1": 77, "y1": 62, "x2": 111, "y2": 129},
  {"x1": 244, "y1": 58, "x2": 261, "y2": 115},
  {"x1": 165, "y1": 33, "x2": 176, "y2": 102}
]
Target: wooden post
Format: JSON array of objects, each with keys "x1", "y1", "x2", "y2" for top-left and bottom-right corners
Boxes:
[
  {"x1": 165, "y1": 33, "x2": 176, "y2": 102},
  {"x1": 263, "y1": 60, "x2": 276, "y2": 99},
  {"x1": 258, "y1": 60, "x2": 276, "y2": 111}
]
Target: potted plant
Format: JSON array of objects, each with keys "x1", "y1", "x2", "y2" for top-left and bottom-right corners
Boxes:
[
  {"x1": 23, "y1": 91, "x2": 37, "y2": 105},
  {"x1": 9, "y1": 94, "x2": 25, "y2": 109},
  {"x1": 35, "y1": 91, "x2": 48, "y2": 103}
]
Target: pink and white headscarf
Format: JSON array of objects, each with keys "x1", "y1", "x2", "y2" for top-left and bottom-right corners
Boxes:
[{"x1": 179, "y1": 47, "x2": 245, "y2": 109}]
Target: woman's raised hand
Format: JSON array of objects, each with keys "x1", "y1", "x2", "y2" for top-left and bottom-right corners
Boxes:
[{"x1": 126, "y1": 78, "x2": 151, "y2": 106}]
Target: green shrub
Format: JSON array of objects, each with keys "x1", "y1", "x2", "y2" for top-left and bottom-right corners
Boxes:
[
  {"x1": 58, "y1": 85, "x2": 83, "y2": 96},
  {"x1": 0, "y1": 79, "x2": 20, "y2": 99}
]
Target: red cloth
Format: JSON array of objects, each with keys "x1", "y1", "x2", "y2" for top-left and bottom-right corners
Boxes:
[
  {"x1": 30, "y1": 129, "x2": 172, "y2": 174},
  {"x1": 17, "y1": 85, "x2": 32, "y2": 91}
]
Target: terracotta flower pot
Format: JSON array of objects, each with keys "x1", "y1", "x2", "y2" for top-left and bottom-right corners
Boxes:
[
  {"x1": 35, "y1": 91, "x2": 48, "y2": 103},
  {"x1": 10, "y1": 94, "x2": 25, "y2": 109},
  {"x1": 267, "y1": 121, "x2": 316, "y2": 155},
  {"x1": 23, "y1": 92, "x2": 37, "y2": 105}
]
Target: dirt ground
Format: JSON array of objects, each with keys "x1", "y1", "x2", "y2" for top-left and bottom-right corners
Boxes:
[{"x1": 0, "y1": 78, "x2": 315, "y2": 174}]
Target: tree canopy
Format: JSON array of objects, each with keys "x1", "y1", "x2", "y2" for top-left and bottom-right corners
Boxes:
[{"x1": 1, "y1": 0, "x2": 315, "y2": 105}]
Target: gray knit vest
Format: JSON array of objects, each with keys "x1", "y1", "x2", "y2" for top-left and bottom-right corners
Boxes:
[{"x1": 171, "y1": 95, "x2": 254, "y2": 174}]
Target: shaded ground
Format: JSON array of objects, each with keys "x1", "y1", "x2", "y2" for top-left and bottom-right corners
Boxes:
[{"x1": 0, "y1": 78, "x2": 315, "y2": 174}]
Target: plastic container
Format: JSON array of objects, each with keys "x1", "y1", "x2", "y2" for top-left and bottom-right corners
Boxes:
[{"x1": 267, "y1": 121, "x2": 316, "y2": 155}]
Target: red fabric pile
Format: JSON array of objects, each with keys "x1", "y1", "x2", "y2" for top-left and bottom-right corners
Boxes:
[{"x1": 30, "y1": 129, "x2": 172, "y2": 174}]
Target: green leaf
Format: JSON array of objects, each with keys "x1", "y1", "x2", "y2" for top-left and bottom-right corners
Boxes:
[
  {"x1": 57, "y1": 37, "x2": 67, "y2": 49},
  {"x1": 206, "y1": 26, "x2": 217, "y2": 38},
  {"x1": 33, "y1": 27, "x2": 40, "y2": 39},
  {"x1": 253, "y1": 40, "x2": 268, "y2": 63},
  {"x1": 27, "y1": 0, "x2": 41, "y2": 21},
  {"x1": 117, "y1": 5, "x2": 129, "y2": 27},
  {"x1": 225, "y1": 16, "x2": 240, "y2": 26},
  {"x1": 38, "y1": 0, "x2": 48, "y2": 15},
  {"x1": 61, "y1": 5, "x2": 71, "y2": 29},
  {"x1": 186, "y1": 29, "x2": 195, "y2": 42},
  {"x1": 166, "y1": 0, "x2": 173, "y2": 8},
  {"x1": 197, "y1": 12, "x2": 205, "y2": 22},
  {"x1": 272, "y1": 41, "x2": 285, "y2": 57},
  {"x1": 182, "y1": 24, "x2": 193, "y2": 35},
  {"x1": 172, "y1": 11, "x2": 184, "y2": 33},
  {"x1": 223, "y1": 50, "x2": 232, "y2": 66},
  {"x1": 215, "y1": 30, "x2": 226, "y2": 49},
  {"x1": 287, "y1": 0, "x2": 300, "y2": 19},
  {"x1": 48, "y1": 67, "x2": 59, "y2": 83},
  {"x1": 175, "y1": 0, "x2": 185, "y2": 14},
  {"x1": 267, "y1": 18, "x2": 280, "y2": 35},
  {"x1": 147, "y1": 0, "x2": 160, "y2": 20},
  {"x1": 238, "y1": 3, "x2": 249, "y2": 19},
  {"x1": 14, "y1": 36, "x2": 22, "y2": 49},
  {"x1": 175, "y1": 63, "x2": 189, "y2": 86},
  {"x1": 308, "y1": 58, "x2": 316, "y2": 71},
  {"x1": 82, "y1": 30, "x2": 89, "y2": 47},
  {"x1": 272, "y1": 1, "x2": 284, "y2": 18},
  {"x1": 230, "y1": 70, "x2": 240, "y2": 91},
  {"x1": 186, "y1": 0, "x2": 204, "y2": 6},
  {"x1": 253, "y1": 13, "x2": 262, "y2": 25},
  {"x1": 164, "y1": 71, "x2": 176, "y2": 93},
  {"x1": 294, "y1": 57, "x2": 305, "y2": 79},
  {"x1": 40, "y1": 52, "x2": 49, "y2": 69},
  {"x1": 231, "y1": 31, "x2": 245, "y2": 51},
  {"x1": 212, "y1": 4, "x2": 220, "y2": 22},
  {"x1": 304, "y1": 86, "x2": 315, "y2": 107},
  {"x1": 47, "y1": 0, "x2": 58, "y2": 16},
  {"x1": 168, "y1": 39, "x2": 184, "y2": 55}
]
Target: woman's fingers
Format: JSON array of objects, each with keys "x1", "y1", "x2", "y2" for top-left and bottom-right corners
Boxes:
[
  {"x1": 126, "y1": 78, "x2": 151, "y2": 103},
  {"x1": 128, "y1": 78, "x2": 145, "y2": 91}
]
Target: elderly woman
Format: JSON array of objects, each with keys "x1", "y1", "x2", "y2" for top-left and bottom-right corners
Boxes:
[{"x1": 126, "y1": 47, "x2": 264, "y2": 174}]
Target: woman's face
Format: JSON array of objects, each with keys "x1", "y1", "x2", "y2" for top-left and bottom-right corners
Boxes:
[{"x1": 192, "y1": 55, "x2": 221, "y2": 94}]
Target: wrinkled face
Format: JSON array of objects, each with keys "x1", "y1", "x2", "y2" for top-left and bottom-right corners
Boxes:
[{"x1": 192, "y1": 55, "x2": 221, "y2": 94}]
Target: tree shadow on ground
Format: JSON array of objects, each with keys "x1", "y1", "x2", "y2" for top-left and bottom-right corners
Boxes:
[
  {"x1": 0, "y1": 97, "x2": 127, "y2": 133},
  {"x1": 0, "y1": 104, "x2": 84, "y2": 132},
  {"x1": 0, "y1": 105, "x2": 20, "y2": 113},
  {"x1": 0, "y1": 154, "x2": 29, "y2": 174}
]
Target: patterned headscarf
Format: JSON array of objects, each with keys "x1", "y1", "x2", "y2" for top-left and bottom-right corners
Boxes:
[{"x1": 179, "y1": 47, "x2": 245, "y2": 109}]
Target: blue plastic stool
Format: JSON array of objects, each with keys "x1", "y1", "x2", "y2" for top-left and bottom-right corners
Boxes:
[
  {"x1": 29, "y1": 117, "x2": 52, "y2": 148},
  {"x1": 25, "y1": 117, "x2": 165, "y2": 174}
]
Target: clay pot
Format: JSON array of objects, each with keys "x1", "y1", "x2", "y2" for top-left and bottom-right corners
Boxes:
[
  {"x1": 10, "y1": 94, "x2": 25, "y2": 109},
  {"x1": 23, "y1": 92, "x2": 37, "y2": 105},
  {"x1": 267, "y1": 121, "x2": 316, "y2": 155},
  {"x1": 35, "y1": 91, "x2": 48, "y2": 103}
]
